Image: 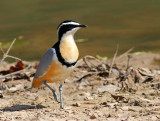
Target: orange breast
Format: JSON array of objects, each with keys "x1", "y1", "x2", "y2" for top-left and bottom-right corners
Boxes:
[{"x1": 32, "y1": 61, "x2": 73, "y2": 88}]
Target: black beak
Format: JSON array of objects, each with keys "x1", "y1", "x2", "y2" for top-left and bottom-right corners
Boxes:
[{"x1": 79, "y1": 24, "x2": 87, "y2": 28}]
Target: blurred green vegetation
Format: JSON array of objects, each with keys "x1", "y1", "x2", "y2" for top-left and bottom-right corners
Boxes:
[
  {"x1": 0, "y1": 41, "x2": 26, "y2": 48},
  {"x1": 0, "y1": 0, "x2": 160, "y2": 61}
]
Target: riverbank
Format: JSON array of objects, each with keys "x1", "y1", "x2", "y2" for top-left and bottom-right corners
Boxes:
[{"x1": 0, "y1": 52, "x2": 160, "y2": 120}]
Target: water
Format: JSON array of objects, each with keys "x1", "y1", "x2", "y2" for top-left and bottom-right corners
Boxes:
[{"x1": 0, "y1": 0, "x2": 160, "y2": 61}]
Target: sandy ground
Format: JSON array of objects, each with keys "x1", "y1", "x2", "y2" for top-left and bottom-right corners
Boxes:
[{"x1": 0, "y1": 53, "x2": 160, "y2": 121}]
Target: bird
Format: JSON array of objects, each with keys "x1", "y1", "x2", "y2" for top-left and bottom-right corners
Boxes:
[{"x1": 32, "y1": 20, "x2": 87, "y2": 109}]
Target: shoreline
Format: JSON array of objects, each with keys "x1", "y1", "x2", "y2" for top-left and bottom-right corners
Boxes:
[{"x1": 0, "y1": 53, "x2": 160, "y2": 120}]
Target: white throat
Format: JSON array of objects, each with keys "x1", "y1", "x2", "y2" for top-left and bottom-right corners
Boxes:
[
  {"x1": 61, "y1": 33, "x2": 75, "y2": 44},
  {"x1": 60, "y1": 27, "x2": 79, "y2": 43}
]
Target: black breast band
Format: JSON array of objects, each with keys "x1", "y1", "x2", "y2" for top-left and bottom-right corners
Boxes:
[{"x1": 52, "y1": 42, "x2": 77, "y2": 67}]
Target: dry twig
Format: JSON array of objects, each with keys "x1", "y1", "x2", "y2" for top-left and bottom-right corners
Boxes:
[
  {"x1": 108, "y1": 44, "x2": 119, "y2": 78},
  {"x1": 126, "y1": 55, "x2": 131, "y2": 70},
  {"x1": 74, "y1": 73, "x2": 94, "y2": 83},
  {"x1": 116, "y1": 47, "x2": 134, "y2": 60},
  {"x1": 0, "y1": 38, "x2": 21, "y2": 64},
  {"x1": 82, "y1": 55, "x2": 102, "y2": 69}
]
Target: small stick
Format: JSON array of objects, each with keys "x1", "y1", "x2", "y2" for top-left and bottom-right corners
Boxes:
[
  {"x1": 83, "y1": 55, "x2": 101, "y2": 69},
  {"x1": 0, "y1": 38, "x2": 21, "y2": 64},
  {"x1": 0, "y1": 46, "x2": 5, "y2": 55},
  {"x1": 126, "y1": 55, "x2": 131, "y2": 70},
  {"x1": 83, "y1": 57, "x2": 92, "y2": 69},
  {"x1": 116, "y1": 47, "x2": 134, "y2": 60},
  {"x1": 108, "y1": 44, "x2": 119, "y2": 78},
  {"x1": 7, "y1": 55, "x2": 21, "y2": 61},
  {"x1": 5, "y1": 38, "x2": 16, "y2": 56},
  {"x1": 84, "y1": 55, "x2": 102, "y2": 63},
  {"x1": 74, "y1": 73, "x2": 94, "y2": 83}
]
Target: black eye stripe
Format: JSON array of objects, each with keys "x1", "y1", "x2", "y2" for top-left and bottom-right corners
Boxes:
[{"x1": 58, "y1": 24, "x2": 79, "y2": 40}]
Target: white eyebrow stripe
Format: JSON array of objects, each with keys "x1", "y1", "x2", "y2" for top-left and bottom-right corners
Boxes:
[{"x1": 57, "y1": 22, "x2": 80, "y2": 34}]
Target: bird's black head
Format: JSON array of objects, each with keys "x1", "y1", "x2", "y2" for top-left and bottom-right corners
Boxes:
[{"x1": 57, "y1": 20, "x2": 87, "y2": 40}]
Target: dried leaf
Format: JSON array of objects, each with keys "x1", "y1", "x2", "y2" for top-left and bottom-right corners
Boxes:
[
  {"x1": 16, "y1": 61, "x2": 25, "y2": 70},
  {"x1": 0, "y1": 61, "x2": 25, "y2": 75},
  {"x1": 138, "y1": 68, "x2": 154, "y2": 77}
]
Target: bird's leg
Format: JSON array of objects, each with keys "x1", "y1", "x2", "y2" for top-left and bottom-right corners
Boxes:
[
  {"x1": 42, "y1": 80, "x2": 58, "y2": 102},
  {"x1": 59, "y1": 82, "x2": 64, "y2": 109}
]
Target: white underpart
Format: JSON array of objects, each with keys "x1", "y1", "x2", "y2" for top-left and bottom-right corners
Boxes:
[{"x1": 57, "y1": 22, "x2": 80, "y2": 35}]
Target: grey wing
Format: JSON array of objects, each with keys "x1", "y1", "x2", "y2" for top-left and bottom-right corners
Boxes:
[{"x1": 34, "y1": 48, "x2": 56, "y2": 79}]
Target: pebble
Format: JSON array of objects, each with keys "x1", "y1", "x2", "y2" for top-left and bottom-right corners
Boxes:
[
  {"x1": 84, "y1": 96, "x2": 93, "y2": 101},
  {"x1": 111, "y1": 68, "x2": 120, "y2": 76},
  {"x1": 128, "y1": 99, "x2": 138, "y2": 106},
  {"x1": 8, "y1": 84, "x2": 24, "y2": 92},
  {"x1": 97, "y1": 64, "x2": 107, "y2": 71}
]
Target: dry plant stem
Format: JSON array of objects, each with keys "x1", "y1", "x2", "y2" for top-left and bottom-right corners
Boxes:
[
  {"x1": 126, "y1": 55, "x2": 132, "y2": 78},
  {"x1": 0, "y1": 38, "x2": 16, "y2": 63},
  {"x1": 117, "y1": 47, "x2": 134, "y2": 60},
  {"x1": 83, "y1": 57, "x2": 92, "y2": 69},
  {"x1": 6, "y1": 38, "x2": 16, "y2": 56},
  {"x1": 83, "y1": 55, "x2": 101, "y2": 69},
  {"x1": 7, "y1": 55, "x2": 21, "y2": 61},
  {"x1": 108, "y1": 44, "x2": 119, "y2": 78},
  {"x1": 0, "y1": 65, "x2": 31, "y2": 80},
  {"x1": 0, "y1": 38, "x2": 21, "y2": 64},
  {"x1": 0, "y1": 46, "x2": 5, "y2": 55},
  {"x1": 126, "y1": 55, "x2": 131, "y2": 70},
  {"x1": 85, "y1": 55, "x2": 102, "y2": 63},
  {"x1": 74, "y1": 73, "x2": 94, "y2": 83},
  {"x1": 121, "y1": 55, "x2": 133, "y2": 89}
]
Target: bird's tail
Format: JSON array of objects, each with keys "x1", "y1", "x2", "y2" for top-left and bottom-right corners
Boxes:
[{"x1": 32, "y1": 78, "x2": 43, "y2": 88}]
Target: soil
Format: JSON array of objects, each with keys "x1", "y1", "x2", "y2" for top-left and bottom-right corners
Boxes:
[{"x1": 0, "y1": 53, "x2": 160, "y2": 121}]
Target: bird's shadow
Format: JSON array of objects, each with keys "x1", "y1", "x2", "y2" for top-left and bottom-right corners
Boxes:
[{"x1": 1, "y1": 104, "x2": 45, "y2": 112}]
